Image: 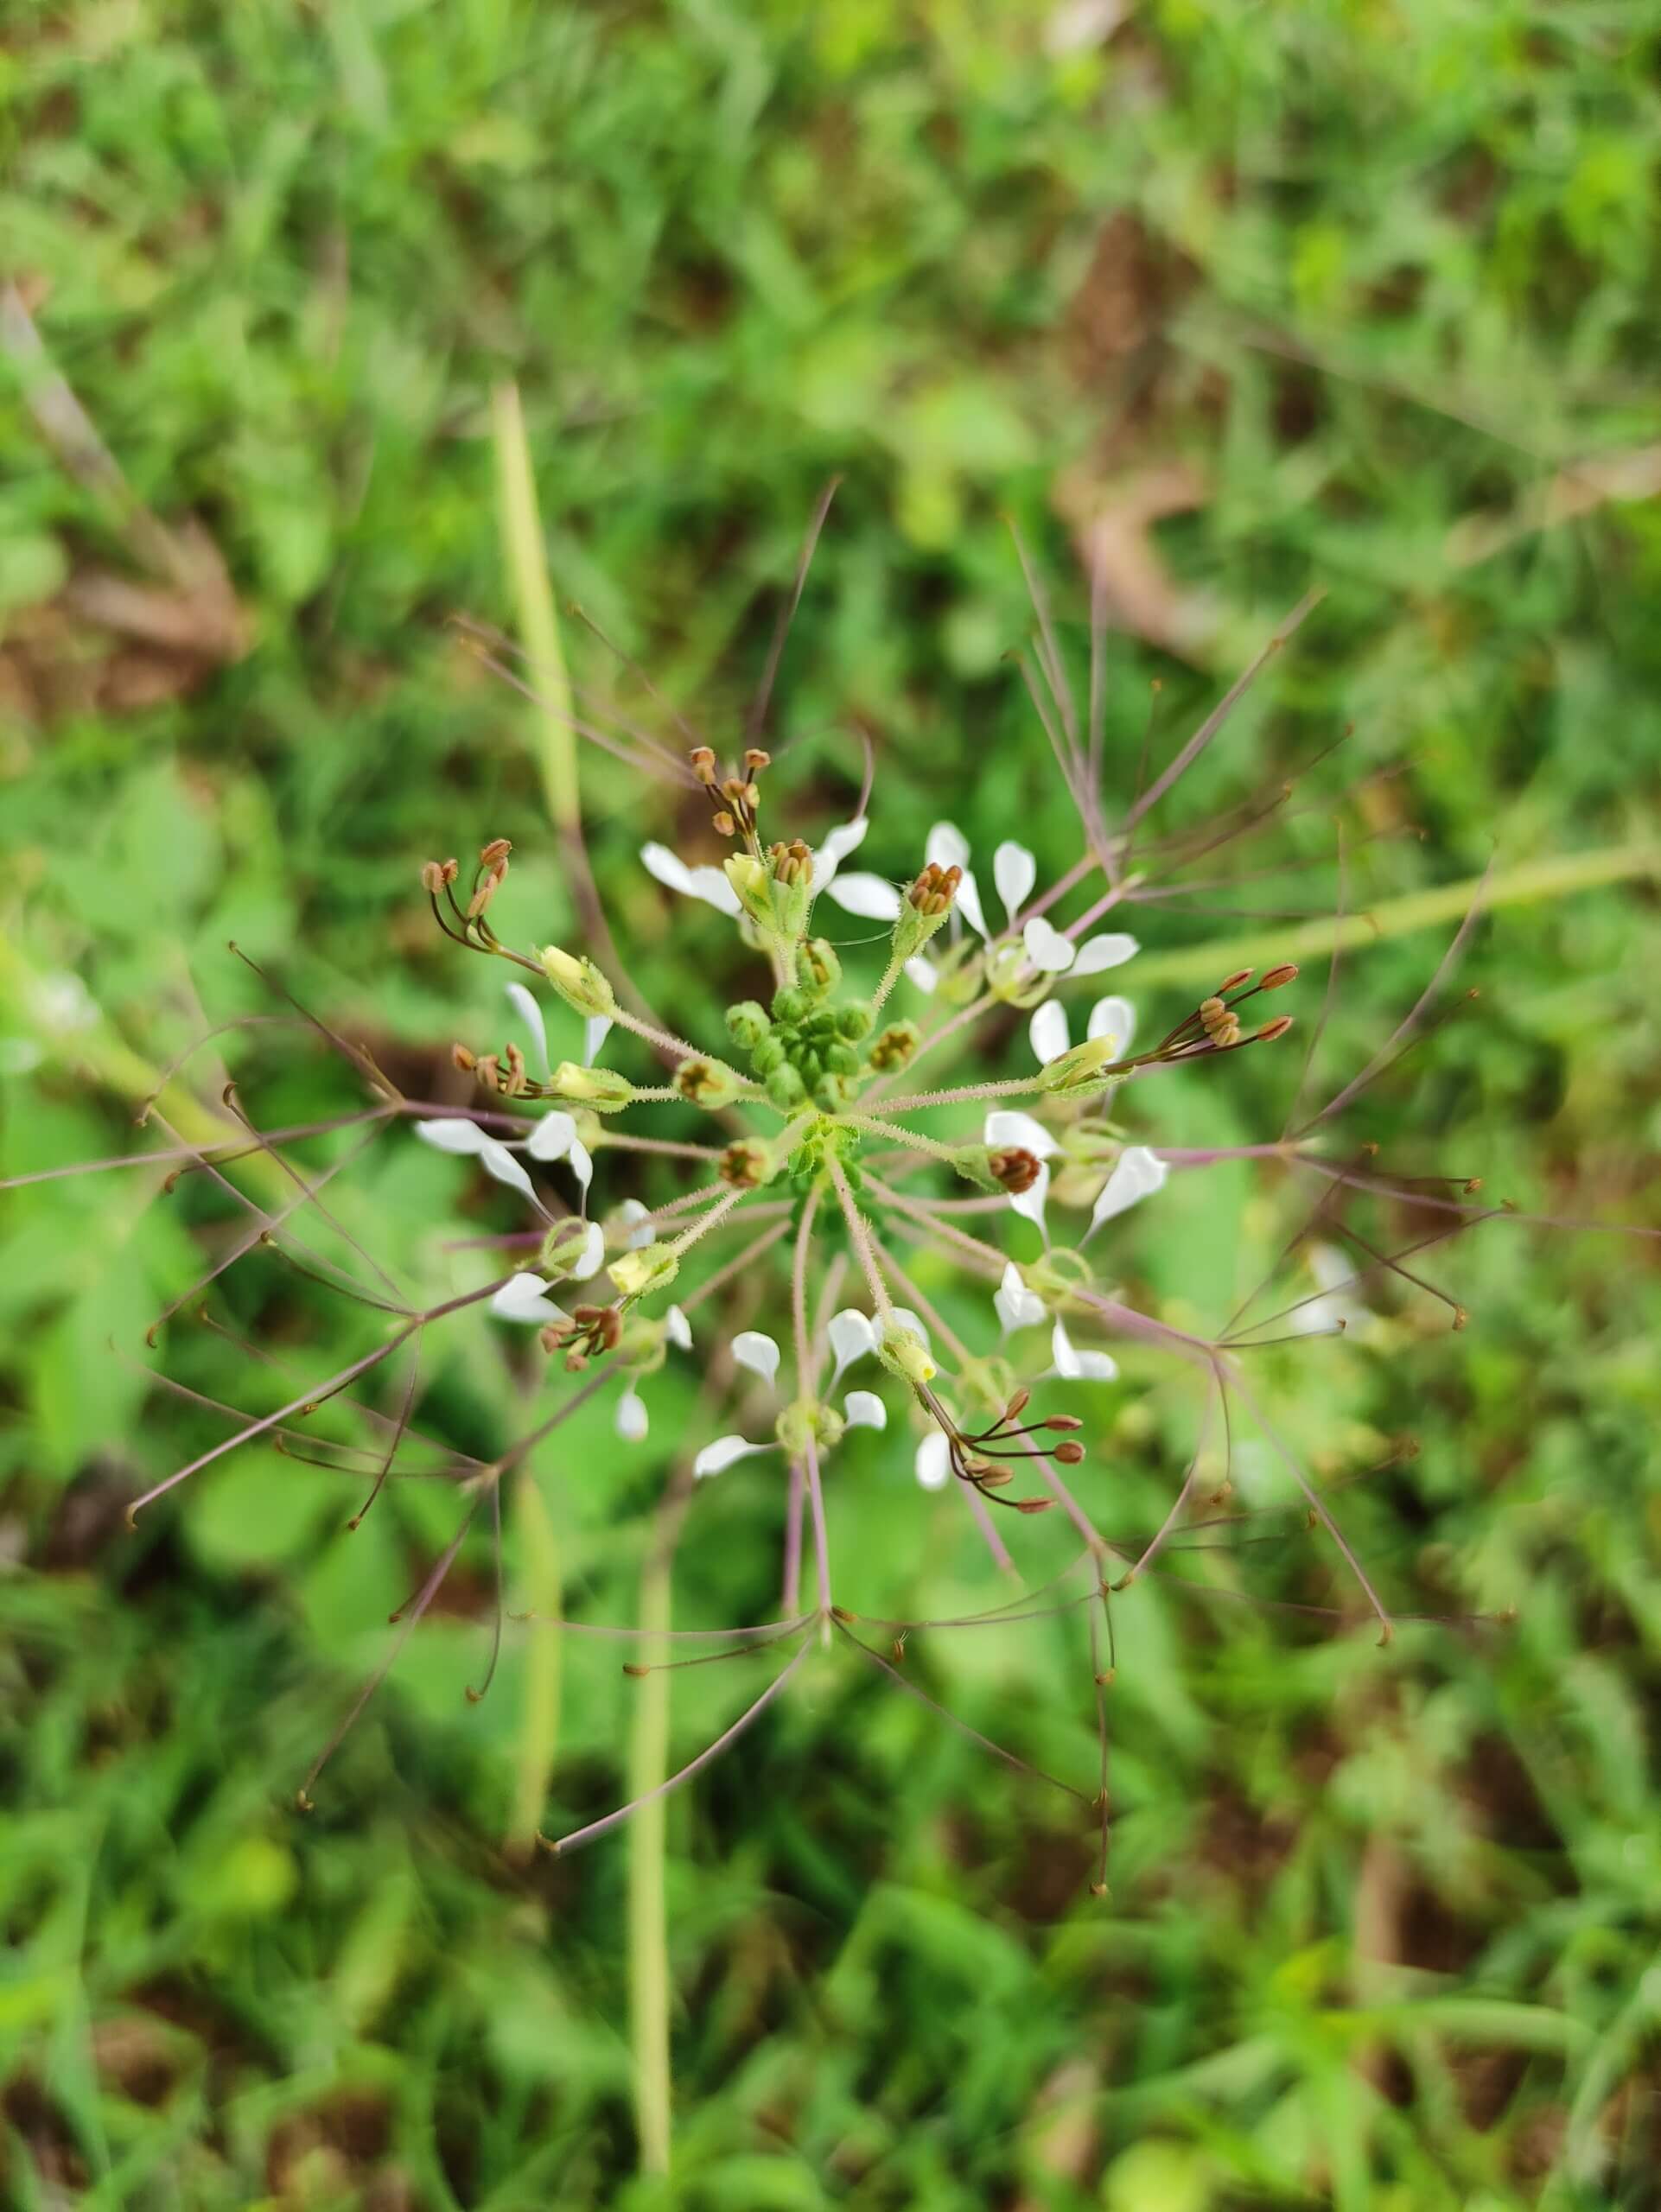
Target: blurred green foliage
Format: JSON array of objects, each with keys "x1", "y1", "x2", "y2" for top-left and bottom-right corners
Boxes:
[{"x1": 3, "y1": 1, "x2": 1661, "y2": 2205}]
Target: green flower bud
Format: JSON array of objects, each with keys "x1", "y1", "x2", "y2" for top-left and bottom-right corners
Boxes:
[
  {"x1": 752, "y1": 1033, "x2": 786, "y2": 1077},
  {"x1": 812, "y1": 1072, "x2": 855, "y2": 1110},
  {"x1": 772, "y1": 985, "x2": 810, "y2": 1025},
  {"x1": 725, "y1": 1000, "x2": 771, "y2": 1051},
  {"x1": 674, "y1": 1057, "x2": 743, "y2": 1110},
  {"x1": 765, "y1": 1065, "x2": 807, "y2": 1112},
  {"x1": 799, "y1": 938, "x2": 842, "y2": 996},
  {"x1": 549, "y1": 1062, "x2": 634, "y2": 1112},
  {"x1": 609, "y1": 1244, "x2": 680, "y2": 1300},
  {"x1": 719, "y1": 1137, "x2": 779, "y2": 1189},
  {"x1": 867, "y1": 1020, "x2": 921, "y2": 1074},
  {"x1": 824, "y1": 1040, "x2": 859, "y2": 1078},
  {"x1": 723, "y1": 852, "x2": 774, "y2": 927},
  {"x1": 1038, "y1": 1037, "x2": 1120, "y2": 1097},
  {"x1": 835, "y1": 1001, "x2": 873, "y2": 1042},
  {"x1": 875, "y1": 1325, "x2": 935, "y2": 1388},
  {"x1": 538, "y1": 945, "x2": 615, "y2": 1020},
  {"x1": 775, "y1": 1397, "x2": 845, "y2": 1457}
]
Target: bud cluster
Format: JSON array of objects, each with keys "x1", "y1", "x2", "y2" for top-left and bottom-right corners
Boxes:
[{"x1": 730, "y1": 942, "x2": 875, "y2": 1113}]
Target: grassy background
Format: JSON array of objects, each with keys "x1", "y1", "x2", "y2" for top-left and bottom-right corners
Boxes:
[{"x1": 4, "y1": 2, "x2": 1661, "y2": 2204}]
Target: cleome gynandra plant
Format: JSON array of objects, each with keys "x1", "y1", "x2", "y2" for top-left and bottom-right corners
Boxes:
[{"x1": 8, "y1": 530, "x2": 1539, "y2": 1891}]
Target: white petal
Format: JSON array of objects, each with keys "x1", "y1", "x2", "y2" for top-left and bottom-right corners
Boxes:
[
  {"x1": 823, "y1": 871, "x2": 903, "y2": 921},
  {"x1": 843, "y1": 1389, "x2": 887, "y2": 1432},
  {"x1": 583, "y1": 1014, "x2": 614, "y2": 1066},
  {"x1": 693, "y1": 1434, "x2": 769, "y2": 1480},
  {"x1": 1009, "y1": 1159, "x2": 1050, "y2": 1236},
  {"x1": 925, "y1": 821, "x2": 971, "y2": 872},
  {"x1": 665, "y1": 1304, "x2": 692, "y2": 1351},
  {"x1": 567, "y1": 1137, "x2": 593, "y2": 1192},
  {"x1": 1071, "y1": 932, "x2": 1139, "y2": 976},
  {"x1": 828, "y1": 1309, "x2": 876, "y2": 1372},
  {"x1": 812, "y1": 817, "x2": 869, "y2": 891},
  {"x1": 1087, "y1": 995, "x2": 1135, "y2": 1055},
  {"x1": 490, "y1": 1273, "x2": 569, "y2": 1324},
  {"x1": 618, "y1": 1198, "x2": 657, "y2": 1249},
  {"x1": 568, "y1": 1221, "x2": 607, "y2": 1281},
  {"x1": 1088, "y1": 1144, "x2": 1168, "y2": 1232},
  {"x1": 1029, "y1": 999, "x2": 1070, "y2": 1065},
  {"x1": 477, "y1": 1138, "x2": 537, "y2": 1201},
  {"x1": 1052, "y1": 1319, "x2": 1118, "y2": 1382},
  {"x1": 641, "y1": 842, "x2": 742, "y2": 915},
  {"x1": 984, "y1": 1109, "x2": 1060, "y2": 1160},
  {"x1": 615, "y1": 1389, "x2": 649, "y2": 1442},
  {"x1": 1022, "y1": 916, "x2": 1076, "y2": 973},
  {"x1": 903, "y1": 956, "x2": 939, "y2": 995},
  {"x1": 914, "y1": 1432, "x2": 951, "y2": 1491},
  {"x1": 953, "y1": 867, "x2": 990, "y2": 939},
  {"x1": 733, "y1": 1331, "x2": 781, "y2": 1387},
  {"x1": 995, "y1": 1261, "x2": 1047, "y2": 1336},
  {"x1": 505, "y1": 982, "x2": 550, "y2": 1081},
  {"x1": 993, "y1": 842, "x2": 1037, "y2": 925},
  {"x1": 525, "y1": 1110, "x2": 577, "y2": 1162},
  {"x1": 414, "y1": 1117, "x2": 489, "y2": 1155}
]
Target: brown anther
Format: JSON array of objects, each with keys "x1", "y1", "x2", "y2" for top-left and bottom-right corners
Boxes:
[
  {"x1": 421, "y1": 860, "x2": 447, "y2": 894},
  {"x1": 1005, "y1": 1387, "x2": 1032, "y2": 1421},
  {"x1": 500, "y1": 1041, "x2": 527, "y2": 1096},
  {"x1": 538, "y1": 1320, "x2": 572, "y2": 1356},
  {"x1": 720, "y1": 778, "x2": 748, "y2": 805},
  {"x1": 907, "y1": 861, "x2": 961, "y2": 916},
  {"x1": 768, "y1": 838, "x2": 812, "y2": 888},
  {"x1": 712, "y1": 810, "x2": 736, "y2": 837},
  {"x1": 972, "y1": 1464, "x2": 1014, "y2": 1490},
  {"x1": 479, "y1": 837, "x2": 512, "y2": 868},
  {"x1": 743, "y1": 747, "x2": 772, "y2": 773},
  {"x1": 450, "y1": 1042, "x2": 476, "y2": 1071},
  {"x1": 1012, "y1": 1496, "x2": 1054, "y2": 1515},
  {"x1": 622, "y1": 1662, "x2": 649, "y2": 1678},
  {"x1": 473, "y1": 1052, "x2": 502, "y2": 1091},
  {"x1": 1256, "y1": 1014, "x2": 1295, "y2": 1042},
  {"x1": 1053, "y1": 1440, "x2": 1085, "y2": 1465},
  {"x1": 1260, "y1": 963, "x2": 1300, "y2": 990},
  {"x1": 988, "y1": 1146, "x2": 1041, "y2": 1196},
  {"x1": 1041, "y1": 1414, "x2": 1084, "y2": 1433},
  {"x1": 1199, "y1": 995, "x2": 1226, "y2": 1025},
  {"x1": 1219, "y1": 969, "x2": 1255, "y2": 992},
  {"x1": 690, "y1": 746, "x2": 717, "y2": 784}
]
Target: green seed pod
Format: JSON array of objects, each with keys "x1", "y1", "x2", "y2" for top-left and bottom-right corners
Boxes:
[{"x1": 725, "y1": 1000, "x2": 771, "y2": 1051}]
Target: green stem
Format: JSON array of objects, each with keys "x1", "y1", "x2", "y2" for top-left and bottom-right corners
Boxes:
[
  {"x1": 627, "y1": 1478, "x2": 688, "y2": 2178},
  {"x1": 507, "y1": 1469, "x2": 561, "y2": 1859},
  {"x1": 491, "y1": 381, "x2": 577, "y2": 834},
  {"x1": 1128, "y1": 843, "x2": 1660, "y2": 990}
]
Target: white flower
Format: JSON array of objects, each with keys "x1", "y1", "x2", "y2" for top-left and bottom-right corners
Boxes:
[
  {"x1": 693, "y1": 1433, "x2": 776, "y2": 1480},
  {"x1": 983, "y1": 1108, "x2": 1054, "y2": 1237},
  {"x1": 583, "y1": 1014, "x2": 614, "y2": 1066},
  {"x1": 995, "y1": 1262, "x2": 1046, "y2": 1336},
  {"x1": 902, "y1": 955, "x2": 940, "y2": 995},
  {"x1": 490, "y1": 1273, "x2": 570, "y2": 1325},
  {"x1": 563, "y1": 1221, "x2": 607, "y2": 1281},
  {"x1": 524, "y1": 1107, "x2": 593, "y2": 1192},
  {"x1": 926, "y1": 825, "x2": 1137, "y2": 977},
  {"x1": 1029, "y1": 995, "x2": 1135, "y2": 1068},
  {"x1": 414, "y1": 1117, "x2": 537, "y2": 1203},
  {"x1": 1050, "y1": 1319, "x2": 1118, "y2": 1382},
  {"x1": 827, "y1": 1308, "x2": 877, "y2": 1393},
  {"x1": 1086, "y1": 1144, "x2": 1168, "y2": 1236},
  {"x1": 615, "y1": 1388, "x2": 649, "y2": 1442},
  {"x1": 875, "y1": 1307, "x2": 931, "y2": 1354},
  {"x1": 733, "y1": 1330, "x2": 781, "y2": 1387},
  {"x1": 665, "y1": 1304, "x2": 692, "y2": 1351},
  {"x1": 843, "y1": 1389, "x2": 887, "y2": 1432},
  {"x1": 812, "y1": 818, "x2": 905, "y2": 921},
  {"x1": 914, "y1": 1432, "x2": 951, "y2": 1491},
  {"x1": 641, "y1": 842, "x2": 744, "y2": 916}
]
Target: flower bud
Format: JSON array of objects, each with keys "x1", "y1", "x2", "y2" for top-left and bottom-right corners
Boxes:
[
  {"x1": 723, "y1": 852, "x2": 774, "y2": 927},
  {"x1": 538, "y1": 945, "x2": 615, "y2": 1020},
  {"x1": 771, "y1": 985, "x2": 810, "y2": 1025},
  {"x1": 890, "y1": 862, "x2": 960, "y2": 962},
  {"x1": 752, "y1": 1033, "x2": 786, "y2": 1077},
  {"x1": 765, "y1": 1065, "x2": 807, "y2": 1112},
  {"x1": 799, "y1": 938, "x2": 842, "y2": 997},
  {"x1": 1038, "y1": 1037, "x2": 1119, "y2": 1097},
  {"x1": 725, "y1": 1000, "x2": 771, "y2": 1051},
  {"x1": 866, "y1": 1020, "x2": 920, "y2": 1073},
  {"x1": 875, "y1": 1325, "x2": 936, "y2": 1388},
  {"x1": 835, "y1": 1000, "x2": 873, "y2": 1042},
  {"x1": 674, "y1": 1058, "x2": 743, "y2": 1110},
  {"x1": 775, "y1": 1398, "x2": 844, "y2": 1457},
  {"x1": 608, "y1": 1244, "x2": 680, "y2": 1300},
  {"x1": 719, "y1": 1137, "x2": 778, "y2": 1189},
  {"x1": 549, "y1": 1062, "x2": 634, "y2": 1113}
]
